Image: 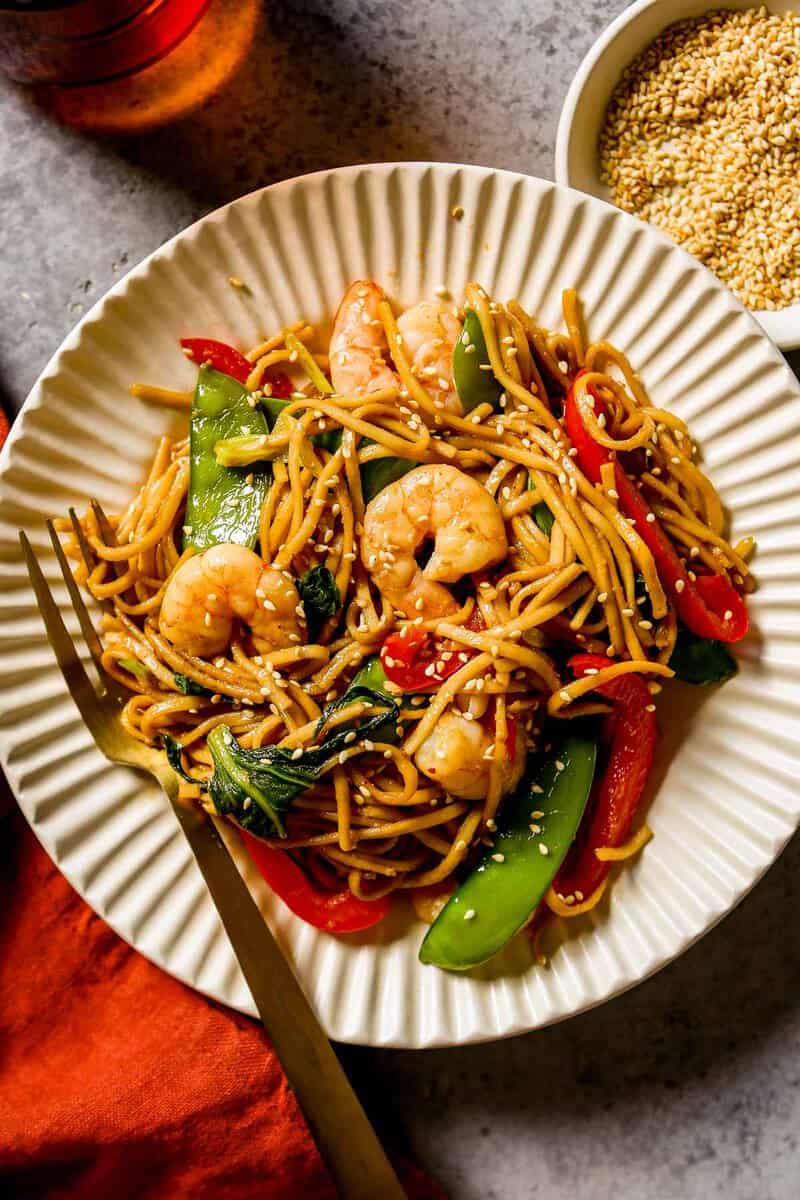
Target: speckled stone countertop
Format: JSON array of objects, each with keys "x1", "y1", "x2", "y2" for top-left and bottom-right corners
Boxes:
[{"x1": 1, "y1": 3, "x2": 799, "y2": 1198}]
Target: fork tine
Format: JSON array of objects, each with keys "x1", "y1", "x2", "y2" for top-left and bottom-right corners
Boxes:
[
  {"x1": 69, "y1": 506, "x2": 100, "y2": 578},
  {"x1": 90, "y1": 498, "x2": 137, "y2": 604},
  {"x1": 47, "y1": 518, "x2": 106, "y2": 674},
  {"x1": 89, "y1": 497, "x2": 118, "y2": 546},
  {"x1": 20, "y1": 531, "x2": 100, "y2": 721}
]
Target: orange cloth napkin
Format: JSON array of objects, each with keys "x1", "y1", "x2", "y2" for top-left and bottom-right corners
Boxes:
[{"x1": 0, "y1": 800, "x2": 444, "y2": 1200}]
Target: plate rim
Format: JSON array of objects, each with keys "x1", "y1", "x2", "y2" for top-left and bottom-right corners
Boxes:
[{"x1": 2, "y1": 160, "x2": 800, "y2": 1048}]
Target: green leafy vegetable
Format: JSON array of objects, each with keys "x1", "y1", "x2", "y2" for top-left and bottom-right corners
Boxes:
[
  {"x1": 668, "y1": 627, "x2": 738, "y2": 686},
  {"x1": 163, "y1": 682, "x2": 398, "y2": 839},
  {"x1": 349, "y1": 655, "x2": 393, "y2": 697},
  {"x1": 173, "y1": 672, "x2": 213, "y2": 697},
  {"x1": 298, "y1": 565, "x2": 340, "y2": 640},
  {"x1": 164, "y1": 729, "x2": 315, "y2": 838},
  {"x1": 117, "y1": 657, "x2": 148, "y2": 681},
  {"x1": 172, "y1": 672, "x2": 234, "y2": 702},
  {"x1": 533, "y1": 501, "x2": 554, "y2": 537}
]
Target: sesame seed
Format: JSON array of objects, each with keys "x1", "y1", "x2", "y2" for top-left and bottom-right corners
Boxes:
[
  {"x1": 464, "y1": 908, "x2": 476, "y2": 920},
  {"x1": 451, "y1": 205, "x2": 464, "y2": 220},
  {"x1": 291, "y1": 746, "x2": 304, "y2": 760},
  {"x1": 491, "y1": 853, "x2": 505, "y2": 863},
  {"x1": 538, "y1": 843, "x2": 549, "y2": 856},
  {"x1": 344, "y1": 731, "x2": 357, "y2": 745},
  {"x1": 599, "y1": 7, "x2": 800, "y2": 310}
]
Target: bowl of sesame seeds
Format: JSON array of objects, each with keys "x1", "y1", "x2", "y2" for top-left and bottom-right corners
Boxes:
[{"x1": 555, "y1": 1, "x2": 800, "y2": 348}]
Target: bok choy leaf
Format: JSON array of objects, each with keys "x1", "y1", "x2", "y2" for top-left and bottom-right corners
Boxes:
[{"x1": 163, "y1": 681, "x2": 399, "y2": 839}]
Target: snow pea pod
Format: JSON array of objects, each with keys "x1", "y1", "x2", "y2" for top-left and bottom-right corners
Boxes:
[
  {"x1": 185, "y1": 366, "x2": 270, "y2": 552},
  {"x1": 452, "y1": 308, "x2": 503, "y2": 413},
  {"x1": 419, "y1": 733, "x2": 598, "y2": 970}
]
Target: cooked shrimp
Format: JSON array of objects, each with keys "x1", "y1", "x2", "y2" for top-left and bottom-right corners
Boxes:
[
  {"x1": 329, "y1": 280, "x2": 398, "y2": 396},
  {"x1": 159, "y1": 543, "x2": 304, "y2": 658},
  {"x1": 330, "y1": 281, "x2": 462, "y2": 411},
  {"x1": 396, "y1": 300, "x2": 462, "y2": 413},
  {"x1": 361, "y1": 464, "x2": 508, "y2": 618},
  {"x1": 415, "y1": 710, "x2": 526, "y2": 801}
]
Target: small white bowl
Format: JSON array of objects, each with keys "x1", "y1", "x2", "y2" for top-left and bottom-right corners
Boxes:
[{"x1": 555, "y1": 0, "x2": 800, "y2": 350}]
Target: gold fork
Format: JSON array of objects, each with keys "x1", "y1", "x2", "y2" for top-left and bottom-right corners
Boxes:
[{"x1": 20, "y1": 511, "x2": 407, "y2": 1200}]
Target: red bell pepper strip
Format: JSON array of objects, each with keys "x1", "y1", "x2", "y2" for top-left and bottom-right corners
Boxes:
[
  {"x1": 180, "y1": 337, "x2": 252, "y2": 385},
  {"x1": 564, "y1": 373, "x2": 748, "y2": 644},
  {"x1": 241, "y1": 831, "x2": 390, "y2": 933},
  {"x1": 381, "y1": 627, "x2": 468, "y2": 692},
  {"x1": 380, "y1": 592, "x2": 487, "y2": 691},
  {"x1": 553, "y1": 653, "x2": 657, "y2": 901},
  {"x1": 266, "y1": 372, "x2": 293, "y2": 399}
]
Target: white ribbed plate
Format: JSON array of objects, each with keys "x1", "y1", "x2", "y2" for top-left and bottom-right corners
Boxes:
[{"x1": 2, "y1": 164, "x2": 800, "y2": 1048}]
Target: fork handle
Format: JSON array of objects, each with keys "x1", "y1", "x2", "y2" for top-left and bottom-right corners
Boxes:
[{"x1": 166, "y1": 787, "x2": 408, "y2": 1200}]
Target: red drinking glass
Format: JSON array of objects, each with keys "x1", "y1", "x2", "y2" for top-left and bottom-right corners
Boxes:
[{"x1": 0, "y1": 0, "x2": 212, "y2": 84}]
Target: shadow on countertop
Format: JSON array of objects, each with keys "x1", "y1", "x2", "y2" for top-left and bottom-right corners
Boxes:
[{"x1": 343, "y1": 825, "x2": 800, "y2": 1186}]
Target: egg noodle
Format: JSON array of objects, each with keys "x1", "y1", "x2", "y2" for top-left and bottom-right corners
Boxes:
[{"x1": 57, "y1": 284, "x2": 751, "y2": 920}]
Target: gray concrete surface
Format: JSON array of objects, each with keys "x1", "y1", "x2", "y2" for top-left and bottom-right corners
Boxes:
[{"x1": 1, "y1": 3, "x2": 799, "y2": 1198}]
